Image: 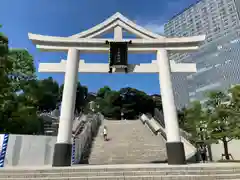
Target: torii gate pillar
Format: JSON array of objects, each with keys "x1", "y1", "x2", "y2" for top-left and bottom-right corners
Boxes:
[
  {"x1": 52, "y1": 48, "x2": 79, "y2": 166},
  {"x1": 157, "y1": 49, "x2": 185, "y2": 164}
]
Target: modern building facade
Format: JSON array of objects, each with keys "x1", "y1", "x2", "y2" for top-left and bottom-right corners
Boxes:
[{"x1": 164, "y1": 0, "x2": 240, "y2": 109}]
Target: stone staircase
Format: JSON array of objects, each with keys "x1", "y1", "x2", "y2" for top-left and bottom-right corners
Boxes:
[
  {"x1": 88, "y1": 120, "x2": 167, "y2": 164},
  {"x1": 1, "y1": 163, "x2": 240, "y2": 179}
]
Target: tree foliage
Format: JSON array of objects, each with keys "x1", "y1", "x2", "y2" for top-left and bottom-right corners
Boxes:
[
  {"x1": 206, "y1": 90, "x2": 240, "y2": 160},
  {"x1": 179, "y1": 101, "x2": 207, "y2": 143},
  {"x1": 151, "y1": 94, "x2": 162, "y2": 111},
  {"x1": 0, "y1": 25, "x2": 12, "y2": 111},
  {"x1": 0, "y1": 26, "x2": 43, "y2": 134},
  {"x1": 180, "y1": 88, "x2": 240, "y2": 160},
  {"x1": 59, "y1": 82, "x2": 88, "y2": 115},
  {"x1": 8, "y1": 49, "x2": 36, "y2": 92},
  {"x1": 22, "y1": 77, "x2": 60, "y2": 112},
  {"x1": 97, "y1": 86, "x2": 111, "y2": 98},
  {"x1": 95, "y1": 87, "x2": 156, "y2": 119}
]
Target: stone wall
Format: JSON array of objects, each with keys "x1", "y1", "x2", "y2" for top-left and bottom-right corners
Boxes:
[
  {"x1": 73, "y1": 113, "x2": 103, "y2": 164},
  {"x1": 4, "y1": 134, "x2": 56, "y2": 167}
]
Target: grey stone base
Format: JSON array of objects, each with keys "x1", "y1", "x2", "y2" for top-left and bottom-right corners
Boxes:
[
  {"x1": 52, "y1": 143, "x2": 72, "y2": 167},
  {"x1": 166, "y1": 142, "x2": 186, "y2": 165}
]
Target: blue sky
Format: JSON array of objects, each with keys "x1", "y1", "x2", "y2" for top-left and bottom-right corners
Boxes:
[{"x1": 0, "y1": 0, "x2": 198, "y2": 94}]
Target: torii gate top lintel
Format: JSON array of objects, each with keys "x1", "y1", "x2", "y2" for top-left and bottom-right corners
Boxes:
[
  {"x1": 69, "y1": 12, "x2": 164, "y2": 39},
  {"x1": 28, "y1": 12, "x2": 206, "y2": 53}
]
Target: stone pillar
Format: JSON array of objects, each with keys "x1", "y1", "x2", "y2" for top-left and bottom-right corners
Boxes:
[
  {"x1": 114, "y1": 26, "x2": 123, "y2": 40},
  {"x1": 52, "y1": 48, "x2": 79, "y2": 167},
  {"x1": 157, "y1": 49, "x2": 186, "y2": 165}
]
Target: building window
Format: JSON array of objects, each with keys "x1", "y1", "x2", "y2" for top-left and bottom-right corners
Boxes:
[
  {"x1": 220, "y1": 8, "x2": 226, "y2": 16},
  {"x1": 224, "y1": 21, "x2": 229, "y2": 26},
  {"x1": 202, "y1": 7, "x2": 208, "y2": 14},
  {"x1": 230, "y1": 39, "x2": 240, "y2": 44},
  {"x1": 225, "y1": 59, "x2": 232, "y2": 64},
  {"x1": 228, "y1": 7, "x2": 233, "y2": 13},
  {"x1": 189, "y1": 92, "x2": 196, "y2": 96},
  {"x1": 190, "y1": 98, "x2": 197, "y2": 102},
  {"x1": 196, "y1": 82, "x2": 221, "y2": 93},
  {"x1": 200, "y1": 99, "x2": 208, "y2": 104},
  {"x1": 232, "y1": 15, "x2": 238, "y2": 22},
  {"x1": 214, "y1": 27, "x2": 221, "y2": 33},
  {"x1": 217, "y1": 45, "x2": 223, "y2": 50},
  {"x1": 208, "y1": 38, "x2": 213, "y2": 42}
]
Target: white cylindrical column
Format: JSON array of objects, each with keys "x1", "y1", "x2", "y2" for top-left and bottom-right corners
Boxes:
[
  {"x1": 52, "y1": 48, "x2": 79, "y2": 167},
  {"x1": 157, "y1": 49, "x2": 186, "y2": 164},
  {"x1": 157, "y1": 49, "x2": 180, "y2": 142}
]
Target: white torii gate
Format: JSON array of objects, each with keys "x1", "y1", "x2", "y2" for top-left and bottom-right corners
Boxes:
[{"x1": 28, "y1": 12, "x2": 205, "y2": 166}]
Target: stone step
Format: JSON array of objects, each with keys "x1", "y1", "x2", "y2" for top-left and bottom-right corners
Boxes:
[
  {"x1": 2, "y1": 165, "x2": 240, "y2": 173},
  {"x1": 89, "y1": 153, "x2": 166, "y2": 159},
  {"x1": 1, "y1": 174, "x2": 240, "y2": 180},
  {"x1": 2, "y1": 165, "x2": 240, "y2": 180},
  {"x1": 88, "y1": 160, "x2": 164, "y2": 165},
  {"x1": 1, "y1": 168, "x2": 240, "y2": 173},
  {"x1": 2, "y1": 169, "x2": 240, "y2": 178},
  {"x1": 88, "y1": 120, "x2": 167, "y2": 164}
]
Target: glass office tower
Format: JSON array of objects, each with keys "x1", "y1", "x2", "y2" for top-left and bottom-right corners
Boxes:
[{"x1": 164, "y1": 0, "x2": 240, "y2": 109}]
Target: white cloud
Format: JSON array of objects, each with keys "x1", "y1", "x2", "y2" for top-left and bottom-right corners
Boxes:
[
  {"x1": 134, "y1": 0, "x2": 191, "y2": 35},
  {"x1": 142, "y1": 23, "x2": 165, "y2": 34},
  {"x1": 134, "y1": 19, "x2": 165, "y2": 35}
]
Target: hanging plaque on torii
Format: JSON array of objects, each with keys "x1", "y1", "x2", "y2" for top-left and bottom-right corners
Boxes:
[{"x1": 106, "y1": 41, "x2": 132, "y2": 73}]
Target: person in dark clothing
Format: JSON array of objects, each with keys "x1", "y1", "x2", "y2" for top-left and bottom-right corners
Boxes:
[{"x1": 199, "y1": 145, "x2": 207, "y2": 163}]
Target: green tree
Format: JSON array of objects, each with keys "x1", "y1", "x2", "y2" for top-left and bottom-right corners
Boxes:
[
  {"x1": 4, "y1": 97, "x2": 44, "y2": 134},
  {"x1": 59, "y1": 82, "x2": 88, "y2": 114},
  {"x1": 95, "y1": 86, "x2": 156, "y2": 119},
  {"x1": 95, "y1": 86, "x2": 115, "y2": 117},
  {"x1": 23, "y1": 77, "x2": 60, "y2": 112},
  {"x1": 0, "y1": 89, "x2": 44, "y2": 134},
  {"x1": 8, "y1": 49, "x2": 36, "y2": 92},
  {"x1": 177, "y1": 107, "x2": 187, "y2": 128},
  {"x1": 205, "y1": 90, "x2": 240, "y2": 160},
  {"x1": 119, "y1": 87, "x2": 137, "y2": 119},
  {"x1": 119, "y1": 87, "x2": 155, "y2": 119},
  {"x1": 86, "y1": 93, "x2": 97, "y2": 102},
  {"x1": 229, "y1": 85, "x2": 240, "y2": 111},
  {"x1": 37, "y1": 77, "x2": 60, "y2": 112},
  {"x1": 0, "y1": 26, "x2": 44, "y2": 134},
  {"x1": 0, "y1": 25, "x2": 13, "y2": 111},
  {"x1": 0, "y1": 25, "x2": 14, "y2": 132},
  {"x1": 100, "y1": 90, "x2": 122, "y2": 119},
  {"x1": 151, "y1": 94, "x2": 162, "y2": 111},
  {"x1": 75, "y1": 83, "x2": 88, "y2": 114},
  {"x1": 180, "y1": 101, "x2": 208, "y2": 143},
  {"x1": 97, "y1": 86, "x2": 111, "y2": 98}
]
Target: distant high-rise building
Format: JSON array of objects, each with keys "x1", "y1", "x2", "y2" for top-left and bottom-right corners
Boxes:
[{"x1": 164, "y1": 0, "x2": 240, "y2": 109}]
